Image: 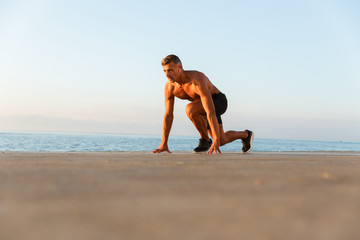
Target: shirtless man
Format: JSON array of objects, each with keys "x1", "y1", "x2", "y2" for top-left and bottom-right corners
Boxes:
[{"x1": 153, "y1": 55, "x2": 254, "y2": 154}]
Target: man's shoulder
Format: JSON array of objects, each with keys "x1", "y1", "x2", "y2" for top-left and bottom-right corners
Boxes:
[
  {"x1": 185, "y1": 71, "x2": 207, "y2": 85},
  {"x1": 164, "y1": 81, "x2": 176, "y2": 95},
  {"x1": 164, "y1": 81, "x2": 174, "y2": 90},
  {"x1": 185, "y1": 70, "x2": 205, "y2": 78}
]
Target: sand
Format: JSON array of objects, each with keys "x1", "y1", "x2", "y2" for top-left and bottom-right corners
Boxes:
[{"x1": 1, "y1": 151, "x2": 360, "y2": 240}]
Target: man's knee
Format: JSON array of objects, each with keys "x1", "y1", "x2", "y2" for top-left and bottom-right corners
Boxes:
[{"x1": 220, "y1": 138, "x2": 227, "y2": 146}]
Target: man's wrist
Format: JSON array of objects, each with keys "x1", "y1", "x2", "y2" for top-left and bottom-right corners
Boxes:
[{"x1": 212, "y1": 138, "x2": 220, "y2": 143}]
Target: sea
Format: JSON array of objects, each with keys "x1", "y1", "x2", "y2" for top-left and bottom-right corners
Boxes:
[{"x1": 0, "y1": 131, "x2": 359, "y2": 152}]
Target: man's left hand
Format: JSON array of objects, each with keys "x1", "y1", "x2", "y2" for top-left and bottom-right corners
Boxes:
[{"x1": 208, "y1": 140, "x2": 221, "y2": 154}]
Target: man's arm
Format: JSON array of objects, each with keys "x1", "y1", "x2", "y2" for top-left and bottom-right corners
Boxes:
[
  {"x1": 153, "y1": 82, "x2": 175, "y2": 153},
  {"x1": 196, "y1": 75, "x2": 221, "y2": 154}
]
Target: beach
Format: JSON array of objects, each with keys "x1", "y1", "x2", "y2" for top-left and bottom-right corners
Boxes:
[{"x1": 1, "y1": 151, "x2": 360, "y2": 240}]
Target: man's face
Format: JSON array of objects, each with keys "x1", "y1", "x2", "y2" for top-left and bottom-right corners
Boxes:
[{"x1": 163, "y1": 62, "x2": 181, "y2": 82}]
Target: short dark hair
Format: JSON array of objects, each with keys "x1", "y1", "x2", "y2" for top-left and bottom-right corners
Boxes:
[{"x1": 161, "y1": 54, "x2": 182, "y2": 66}]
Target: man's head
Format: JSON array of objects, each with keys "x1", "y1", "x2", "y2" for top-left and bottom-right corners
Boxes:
[
  {"x1": 161, "y1": 54, "x2": 183, "y2": 82},
  {"x1": 161, "y1": 54, "x2": 182, "y2": 66}
]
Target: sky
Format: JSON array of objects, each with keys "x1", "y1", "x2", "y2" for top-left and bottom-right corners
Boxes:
[{"x1": 1, "y1": 0, "x2": 359, "y2": 142}]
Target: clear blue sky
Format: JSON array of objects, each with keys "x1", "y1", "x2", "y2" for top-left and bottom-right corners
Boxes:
[{"x1": 1, "y1": 0, "x2": 359, "y2": 141}]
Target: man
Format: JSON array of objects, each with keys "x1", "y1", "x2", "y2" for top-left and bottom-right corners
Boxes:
[{"x1": 153, "y1": 54, "x2": 254, "y2": 154}]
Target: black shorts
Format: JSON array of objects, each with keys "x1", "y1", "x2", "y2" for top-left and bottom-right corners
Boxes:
[{"x1": 207, "y1": 92, "x2": 228, "y2": 126}]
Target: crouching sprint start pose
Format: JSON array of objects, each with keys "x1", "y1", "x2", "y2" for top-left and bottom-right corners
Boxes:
[{"x1": 153, "y1": 54, "x2": 254, "y2": 154}]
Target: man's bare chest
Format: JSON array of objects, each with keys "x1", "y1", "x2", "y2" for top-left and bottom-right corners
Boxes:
[{"x1": 172, "y1": 84, "x2": 199, "y2": 101}]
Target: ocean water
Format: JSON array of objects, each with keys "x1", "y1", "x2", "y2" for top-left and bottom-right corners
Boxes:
[{"x1": 0, "y1": 132, "x2": 359, "y2": 152}]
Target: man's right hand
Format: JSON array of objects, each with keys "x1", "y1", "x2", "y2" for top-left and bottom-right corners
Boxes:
[{"x1": 152, "y1": 144, "x2": 172, "y2": 154}]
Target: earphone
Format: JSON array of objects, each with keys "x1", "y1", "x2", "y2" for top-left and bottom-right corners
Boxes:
[{"x1": 179, "y1": 69, "x2": 181, "y2": 73}]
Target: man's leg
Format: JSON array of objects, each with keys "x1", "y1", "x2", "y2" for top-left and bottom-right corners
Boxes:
[
  {"x1": 186, "y1": 100, "x2": 254, "y2": 153},
  {"x1": 207, "y1": 92, "x2": 254, "y2": 152},
  {"x1": 185, "y1": 100, "x2": 210, "y2": 141},
  {"x1": 209, "y1": 125, "x2": 254, "y2": 153},
  {"x1": 218, "y1": 125, "x2": 248, "y2": 146},
  {"x1": 185, "y1": 101, "x2": 214, "y2": 152}
]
